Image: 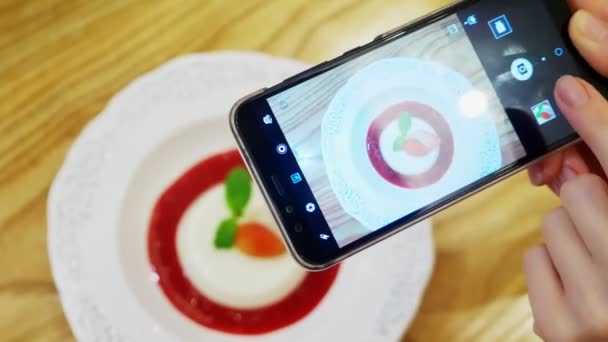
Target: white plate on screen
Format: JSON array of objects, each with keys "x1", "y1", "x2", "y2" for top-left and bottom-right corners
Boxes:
[
  {"x1": 48, "y1": 52, "x2": 435, "y2": 341},
  {"x1": 322, "y1": 58, "x2": 502, "y2": 230}
]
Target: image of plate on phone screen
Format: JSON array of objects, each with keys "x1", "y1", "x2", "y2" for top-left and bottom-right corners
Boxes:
[{"x1": 321, "y1": 58, "x2": 502, "y2": 230}]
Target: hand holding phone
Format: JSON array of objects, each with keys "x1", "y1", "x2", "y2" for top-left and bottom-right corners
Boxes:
[
  {"x1": 231, "y1": 0, "x2": 608, "y2": 270},
  {"x1": 529, "y1": 6, "x2": 608, "y2": 192},
  {"x1": 524, "y1": 4, "x2": 608, "y2": 340}
]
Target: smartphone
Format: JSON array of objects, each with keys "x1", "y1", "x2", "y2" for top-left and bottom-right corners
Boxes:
[{"x1": 230, "y1": 0, "x2": 608, "y2": 270}]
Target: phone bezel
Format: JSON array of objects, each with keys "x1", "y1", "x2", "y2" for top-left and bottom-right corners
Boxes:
[{"x1": 230, "y1": 0, "x2": 604, "y2": 270}]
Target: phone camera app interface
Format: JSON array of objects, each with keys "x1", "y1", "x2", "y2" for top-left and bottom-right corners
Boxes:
[{"x1": 265, "y1": 0, "x2": 580, "y2": 248}]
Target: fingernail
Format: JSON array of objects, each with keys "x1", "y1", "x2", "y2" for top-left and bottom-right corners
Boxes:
[
  {"x1": 573, "y1": 10, "x2": 608, "y2": 44},
  {"x1": 552, "y1": 165, "x2": 579, "y2": 195},
  {"x1": 529, "y1": 165, "x2": 543, "y2": 186},
  {"x1": 550, "y1": 179, "x2": 562, "y2": 195},
  {"x1": 531, "y1": 172, "x2": 543, "y2": 186},
  {"x1": 555, "y1": 76, "x2": 588, "y2": 108},
  {"x1": 559, "y1": 165, "x2": 578, "y2": 186}
]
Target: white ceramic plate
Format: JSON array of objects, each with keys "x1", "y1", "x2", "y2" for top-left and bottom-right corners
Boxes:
[
  {"x1": 322, "y1": 58, "x2": 502, "y2": 230},
  {"x1": 48, "y1": 52, "x2": 435, "y2": 341}
]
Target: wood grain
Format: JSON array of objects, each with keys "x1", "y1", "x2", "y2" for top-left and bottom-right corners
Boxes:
[{"x1": 0, "y1": 0, "x2": 555, "y2": 341}]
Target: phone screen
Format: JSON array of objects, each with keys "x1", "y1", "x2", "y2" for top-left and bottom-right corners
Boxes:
[{"x1": 239, "y1": 0, "x2": 592, "y2": 252}]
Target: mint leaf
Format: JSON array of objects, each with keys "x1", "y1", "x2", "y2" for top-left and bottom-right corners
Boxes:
[
  {"x1": 399, "y1": 112, "x2": 412, "y2": 136},
  {"x1": 393, "y1": 136, "x2": 405, "y2": 152},
  {"x1": 214, "y1": 218, "x2": 239, "y2": 249},
  {"x1": 225, "y1": 167, "x2": 251, "y2": 217}
]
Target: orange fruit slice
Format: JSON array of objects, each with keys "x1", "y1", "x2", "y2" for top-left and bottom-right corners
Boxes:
[
  {"x1": 403, "y1": 130, "x2": 440, "y2": 157},
  {"x1": 235, "y1": 222, "x2": 286, "y2": 258}
]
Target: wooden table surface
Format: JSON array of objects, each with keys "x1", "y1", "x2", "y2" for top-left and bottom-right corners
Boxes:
[{"x1": 0, "y1": 1, "x2": 559, "y2": 341}]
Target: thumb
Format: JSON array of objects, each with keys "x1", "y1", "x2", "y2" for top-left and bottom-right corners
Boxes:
[
  {"x1": 555, "y1": 76, "x2": 608, "y2": 174},
  {"x1": 569, "y1": 10, "x2": 608, "y2": 77}
]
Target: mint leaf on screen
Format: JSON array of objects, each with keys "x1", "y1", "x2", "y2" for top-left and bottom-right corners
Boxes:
[
  {"x1": 399, "y1": 112, "x2": 412, "y2": 136},
  {"x1": 225, "y1": 167, "x2": 251, "y2": 217},
  {"x1": 214, "y1": 218, "x2": 239, "y2": 249},
  {"x1": 393, "y1": 136, "x2": 405, "y2": 152}
]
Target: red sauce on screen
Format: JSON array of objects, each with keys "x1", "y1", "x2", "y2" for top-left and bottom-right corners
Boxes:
[
  {"x1": 366, "y1": 101, "x2": 454, "y2": 188},
  {"x1": 148, "y1": 149, "x2": 339, "y2": 335}
]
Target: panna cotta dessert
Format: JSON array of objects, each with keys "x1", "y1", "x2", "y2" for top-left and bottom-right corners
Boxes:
[
  {"x1": 148, "y1": 149, "x2": 339, "y2": 335},
  {"x1": 176, "y1": 177, "x2": 307, "y2": 309},
  {"x1": 367, "y1": 101, "x2": 454, "y2": 189}
]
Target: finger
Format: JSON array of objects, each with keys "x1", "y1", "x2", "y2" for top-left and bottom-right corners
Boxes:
[
  {"x1": 555, "y1": 76, "x2": 608, "y2": 174},
  {"x1": 541, "y1": 208, "x2": 595, "y2": 298},
  {"x1": 568, "y1": 0, "x2": 608, "y2": 21},
  {"x1": 529, "y1": 146, "x2": 589, "y2": 188},
  {"x1": 569, "y1": 10, "x2": 608, "y2": 77},
  {"x1": 563, "y1": 145, "x2": 591, "y2": 176},
  {"x1": 576, "y1": 143, "x2": 607, "y2": 180},
  {"x1": 533, "y1": 321, "x2": 540, "y2": 337},
  {"x1": 561, "y1": 174, "x2": 608, "y2": 267},
  {"x1": 523, "y1": 245, "x2": 575, "y2": 340},
  {"x1": 548, "y1": 146, "x2": 591, "y2": 194},
  {"x1": 528, "y1": 151, "x2": 564, "y2": 186}
]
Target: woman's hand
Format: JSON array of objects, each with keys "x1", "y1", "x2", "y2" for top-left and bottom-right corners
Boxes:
[
  {"x1": 527, "y1": 0, "x2": 608, "y2": 193},
  {"x1": 524, "y1": 1, "x2": 608, "y2": 341}
]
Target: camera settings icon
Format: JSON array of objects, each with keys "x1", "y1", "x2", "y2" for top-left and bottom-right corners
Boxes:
[{"x1": 262, "y1": 114, "x2": 273, "y2": 125}]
